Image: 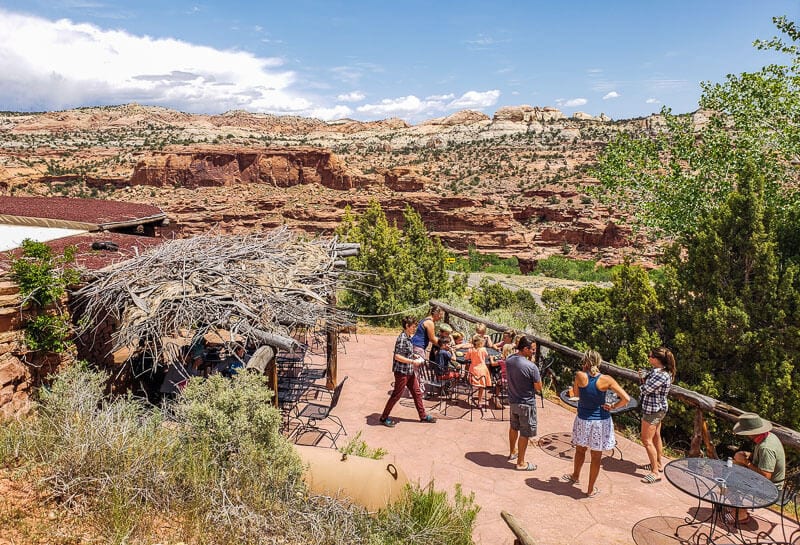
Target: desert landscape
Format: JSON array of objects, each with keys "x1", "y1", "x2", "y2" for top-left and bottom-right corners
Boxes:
[{"x1": 0, "y1": 103, "x2": 683, "y2": 267}]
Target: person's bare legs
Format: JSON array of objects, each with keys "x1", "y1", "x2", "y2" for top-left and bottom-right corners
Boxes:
[
  {"x1": 641, "y1": 419, "x2": 660, "y2": 474},
  {"x1": 652, "y1": 421, "x2": 664, "y2": 472},
  {"x1": 587, "y1": 450, "x2": 602, "y2": 494},
  {"x1": 509, "y1": 427, "x2": 519, "y2": 458},
  {"x1": 516, "y1": 436, "x2": 530, "y2": 469},
  {"x1": 571, "y1": 445, "x2": 587, "y2": 482}
]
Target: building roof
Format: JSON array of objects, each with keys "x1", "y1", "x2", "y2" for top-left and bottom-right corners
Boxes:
[
  {"x1": 0, "y1": 196, "x2": 166, "y2": 230},
  {"x1": 1, "y1": 231, "x2": 167, "y2": 272}
]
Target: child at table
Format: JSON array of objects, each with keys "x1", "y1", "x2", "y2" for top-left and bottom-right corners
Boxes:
[
  {"x1": 474, "y1": 323, "x2": 496, "y2": 349},
  {"x1": 466, "y1": 334, "x2": 493, "y2": 408},
  {"x1": 451, "y1": 331, "x2": 470, "y2": 349},
  {"x1": 433, "y1": 337, "x2": 460, "y2": 380}
]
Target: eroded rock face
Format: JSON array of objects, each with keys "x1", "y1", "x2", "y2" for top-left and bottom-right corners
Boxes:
[{"x1": 130, "y1": 148, "x2": 365, "y2": 191}]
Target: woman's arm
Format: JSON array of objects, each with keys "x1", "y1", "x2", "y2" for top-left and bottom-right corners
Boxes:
[
  {"x1": 423, "y1": 319, "x2": 438, "y2": 346},
  {"x1": 603, "y1": 378, "x2": 631, "y2": 411}
]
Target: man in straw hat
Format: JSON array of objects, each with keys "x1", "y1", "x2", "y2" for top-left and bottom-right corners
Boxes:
[{"x1": 730, "y1": 413, "x2": 786, "y2": 522}]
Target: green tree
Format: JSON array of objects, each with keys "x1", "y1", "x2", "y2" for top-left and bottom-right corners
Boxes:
[
  {"x1": 336, "y1": 201, "x2": 459, "y2": 324},
  {"x1": 661, "y1": 167, "x2": 800, "y2": 427},
  {"x1": 593, "y1": 15, "x2": 800, "y2": 256},
  {"x1": 549, "y1": 262, "x2": 661, "y2": 366}
]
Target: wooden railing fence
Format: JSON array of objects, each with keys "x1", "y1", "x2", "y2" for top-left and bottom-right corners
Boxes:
[{"x1": 430, "y1": 299, "x2": 800, "y2": 454}]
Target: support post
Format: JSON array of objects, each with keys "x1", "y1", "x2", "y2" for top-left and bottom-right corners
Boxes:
[
  {"x1": 690, "y1": 409, "x2": 705, "y2": 457},
  {"x1": 326, "y1": 293, "x2": 338, "y2": 390}
]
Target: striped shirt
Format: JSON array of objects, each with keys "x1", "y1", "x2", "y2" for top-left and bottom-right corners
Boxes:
[
  {"x1": 640, "y1": 367, "x2": 672, "y2": 414},
  {"x1": 392, "y1": 331, "x2": 415, "y2": 375}
]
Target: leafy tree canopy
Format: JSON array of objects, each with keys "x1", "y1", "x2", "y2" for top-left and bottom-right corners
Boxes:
[
  {"x1": 593, "y1": 16, "x2": 800, "y2": 255},
  {"x1": 335, "y1": 200, "x2": 463, "y2": 324}
]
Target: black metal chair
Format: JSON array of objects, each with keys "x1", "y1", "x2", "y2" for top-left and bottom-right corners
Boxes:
[
  {"x1": 755, "y1": 467, "x2": 800, "y2": 544},
  {"x1": 534, "y1": 354, "x2": 558, "y2": 408},
  {"x1": 420, "y1": 362, "x2": 453, "y2": 413},
  {"x1": 289, "y1": 376, "x2": 348, "y2": 448}
]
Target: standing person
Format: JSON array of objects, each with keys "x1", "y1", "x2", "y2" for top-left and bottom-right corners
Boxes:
[
  {"x1": 638, "y1": 347, "x2": 676, "y2": 483},
  {"x1": 466, "y1": 334, "x2": 493, "y2": 408},
  {"x1": 730, "y1": 413, "x2": 786, "y2": 523},
  {"x1": 379, "y1": 316, "x2": 438, "y2": 427},
  {"x1": 562, "y1": 350, "x2": 630, "y2": 498},
  {"x1": 504, "y1": 336, "x2": 542, "y2": 471},
  {"x1": 411, "y1": 305, "x2": 444, "y2": 394}
]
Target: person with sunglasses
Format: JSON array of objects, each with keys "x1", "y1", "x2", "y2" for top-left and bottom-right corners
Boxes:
[{"x1": 638, "y1": 347, "x2": 676, "y2": 483}]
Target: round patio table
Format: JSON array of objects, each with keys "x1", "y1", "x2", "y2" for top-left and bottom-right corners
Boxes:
[{"x1": 664, "y1": 458, "x2": 779, "y2": 544}]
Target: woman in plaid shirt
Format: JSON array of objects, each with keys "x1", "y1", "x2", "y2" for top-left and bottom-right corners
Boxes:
[
  {"x1": 638, "y1": 347, "x2": 676, "y2": 483},
  {"x1": 379, "y1": 316, "x2": 438, "y2": 427}
]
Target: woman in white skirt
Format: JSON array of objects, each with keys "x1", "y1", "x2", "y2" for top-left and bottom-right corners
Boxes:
[{"x1": 561, "y1": 350, "x2": 630, "y2": 498}]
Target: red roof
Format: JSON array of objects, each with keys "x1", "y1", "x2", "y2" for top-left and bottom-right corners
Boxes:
[
  {"x1": 1, "y1": 231, "x2": 167, "y2": 272},
  {"x1": 0, "y1": 196, "x2": 165, "y2": 227}
]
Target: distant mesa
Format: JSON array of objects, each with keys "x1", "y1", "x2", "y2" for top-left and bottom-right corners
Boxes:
[{"x1": 493, "y1": 105, "x2": 566, "y2": 123}]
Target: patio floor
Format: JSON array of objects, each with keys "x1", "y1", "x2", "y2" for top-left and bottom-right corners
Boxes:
[{"x1": 301, "y1": 334, "x2": 796, "y2": 545}]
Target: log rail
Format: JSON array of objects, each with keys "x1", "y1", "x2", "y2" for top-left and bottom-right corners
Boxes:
[{"x1": 430, "y1": 299, "x2": 800, "y2": 453}]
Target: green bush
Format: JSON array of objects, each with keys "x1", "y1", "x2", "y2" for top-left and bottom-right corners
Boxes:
[
  {"x1": 0, "y1": 365, "x2": 480, "y2": 545},
  {"x1": 449, "y1": 247, "x2": 521, "y2": 274}
]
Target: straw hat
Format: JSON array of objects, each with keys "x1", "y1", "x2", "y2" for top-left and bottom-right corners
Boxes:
[{"x1": 733, "y1": 413, "x2": 772, "y2": 435}]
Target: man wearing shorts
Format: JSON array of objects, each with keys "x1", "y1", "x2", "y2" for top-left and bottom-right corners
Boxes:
[{"x1": 504, "y1": 336, "x2": 542, "y2": 471}]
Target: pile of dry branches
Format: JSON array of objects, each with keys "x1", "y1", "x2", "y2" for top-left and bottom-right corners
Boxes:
[{"x1": 73, "y1": 228, "x2": 356, "y2": 365}]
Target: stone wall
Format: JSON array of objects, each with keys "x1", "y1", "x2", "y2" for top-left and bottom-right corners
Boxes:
[
  {"x1": 0, "y1": 279, "x2": 32, "y2": 418},
  {"x1": 0, "y1": 276, "x2": 70, "y2": 419}
]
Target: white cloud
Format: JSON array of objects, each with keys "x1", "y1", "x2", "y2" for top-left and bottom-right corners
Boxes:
[
  {"x1": 309, "y1": 105, "x2": 353, "y2": 120},
  {"x1": 555, "y1": 97, "x2": 588, "y2": 107},
  {"x1": 357, "y1": 95, "x2": 428, "y2": 117},
  {"x1": 447, "y1": 90, "x2": 500, "y2": 109},
  {"x1": 646, "y1": 98, "x2": 661, "y2": 104},
  {"x1": 0, "y1": 8, "x2": 313, "y2": 114},
  {"x1": 602, "y1": 91, "x2": 620, "y2": 100},
  {"x1": 337, "y1": 91, "x2": 365, "y2": 102},
  {"x1": 355, "y1": 89, "x2": 499, "y2": 119}
]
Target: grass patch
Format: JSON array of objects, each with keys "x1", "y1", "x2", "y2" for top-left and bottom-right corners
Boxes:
[{"x1": 0, "y1": 363, "x2": 479, "y2": 545}]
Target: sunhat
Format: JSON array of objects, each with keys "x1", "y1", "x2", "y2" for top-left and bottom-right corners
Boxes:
[{"x1": 733, "y1": 413, "x2": 772, "y2": 435}]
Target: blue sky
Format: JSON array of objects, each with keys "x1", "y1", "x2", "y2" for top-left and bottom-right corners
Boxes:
[{"x1": 0, "y1": 1, "x2": 797, "y2": 123}]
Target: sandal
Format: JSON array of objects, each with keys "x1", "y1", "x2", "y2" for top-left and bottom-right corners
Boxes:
[
  {"x1": 641, "y1": 473, "x2": 662, "y2": 483},
  {"x1": 508, "y1": 453, "x2": 518, "y2": 462},
  {"x1": 587, "y1": 487, "x2": 600, "y2": 498},
  {"x1": 420, "y1": 415, "x2": 437, "y2": 423},
  {"x1": 380, "y1": 418, "x2": 396, "y2": 428},
  {"x1": 516, "y1": 462, "x2": 537, "y2": 471},
  {"x1": 638, "y1": 463, "x2": 652, "y2": 471},
  {"x1": 560, "y1": 474, "x2": 580, "y2": 484}
]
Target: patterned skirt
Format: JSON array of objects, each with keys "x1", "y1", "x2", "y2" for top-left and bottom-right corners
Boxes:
[{"x1": 572, "y1": 416, "x2": 616, "y2": 451}]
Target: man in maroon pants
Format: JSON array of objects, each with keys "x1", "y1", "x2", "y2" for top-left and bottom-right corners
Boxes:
[{"x1": 379, "y1": 315, "x2": 438, "y2": 427}]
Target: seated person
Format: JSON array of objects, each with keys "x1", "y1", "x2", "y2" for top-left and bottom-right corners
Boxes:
[
  {"x1": 433, "y1": 337, "x2": 460, "y2": 380},
  {"x1": 220, "y1": 343, "x2": 248, "y2": 377},
  {"x1": 475, "y1": 323, "x2": 496, "y2": 349},
  {"x1": 730, "y1": 413, "x2": 786, "y2": 522},
  {"x1": 496, "y1": 329, "x2": 517, "y2": 350},
  {"x1": 430, "y1": 323, "x2": 451, "y2": 364},
  {"x1": 451, "y1": 331, "x2": 470, "y2": 350}
]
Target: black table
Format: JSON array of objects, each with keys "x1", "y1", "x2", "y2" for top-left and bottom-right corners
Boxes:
[
  {"x1": 559, "y1": 388, "x2": 639, "y2": 415},
  {"x1": 664, "y1": 458, "x2": 779, "y2": 544}
]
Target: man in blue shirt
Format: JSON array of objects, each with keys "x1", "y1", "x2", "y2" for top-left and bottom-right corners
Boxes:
[{"x1": 504, "y1": 336, "x2": 542, "y2": 471}]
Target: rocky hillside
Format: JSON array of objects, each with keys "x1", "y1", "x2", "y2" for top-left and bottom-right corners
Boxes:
[{"x1": 0, "y1": 103, "x2": 687, "y2": 266}]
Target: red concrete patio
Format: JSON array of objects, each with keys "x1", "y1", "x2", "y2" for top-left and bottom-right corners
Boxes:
[{"x1": 313, "y1": 334, "x2": 795, "y2": 545}]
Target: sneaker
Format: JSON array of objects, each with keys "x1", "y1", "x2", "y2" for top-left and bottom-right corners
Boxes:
[
  {"x1": 379, "y1": 418, "x2": 397, "y2": 428},
  {"x1": 420, "y1": 415, "x2": 437, "y2": 423}
]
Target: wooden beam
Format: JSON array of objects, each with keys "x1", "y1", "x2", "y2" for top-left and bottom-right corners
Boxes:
[
  {"x1": 501, "y1": 511, "x2": 537, "y2": 545},
  {"x1": 326, "y1": 292, "x2": 338, "y2": 390}
]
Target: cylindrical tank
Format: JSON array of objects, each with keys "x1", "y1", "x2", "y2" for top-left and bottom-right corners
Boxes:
[{"x1": 295, "y1": 445, "x2": 409, "y2": 512}]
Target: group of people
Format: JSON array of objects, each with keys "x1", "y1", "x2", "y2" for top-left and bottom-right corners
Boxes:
[{"x1": 379, "y1": 309, "x2": 787, "y2": 508}]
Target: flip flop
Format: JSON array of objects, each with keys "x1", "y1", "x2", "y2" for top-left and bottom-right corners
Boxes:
[
  {"x1": 641, "y1": 473, "x2": 662, "y2": 483},
  {"x1": 508, "y1": 453, "x2": 518, "y2": 462},
  {"x1": 560, "y1": 473, "x2": 580, "y2": 484},
  {"x1": 516, "y1": 462, "x2": 537, "y2": 471},
  {"x1": 587, "y1": 487, "x2": 600, "y2": 498}
]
